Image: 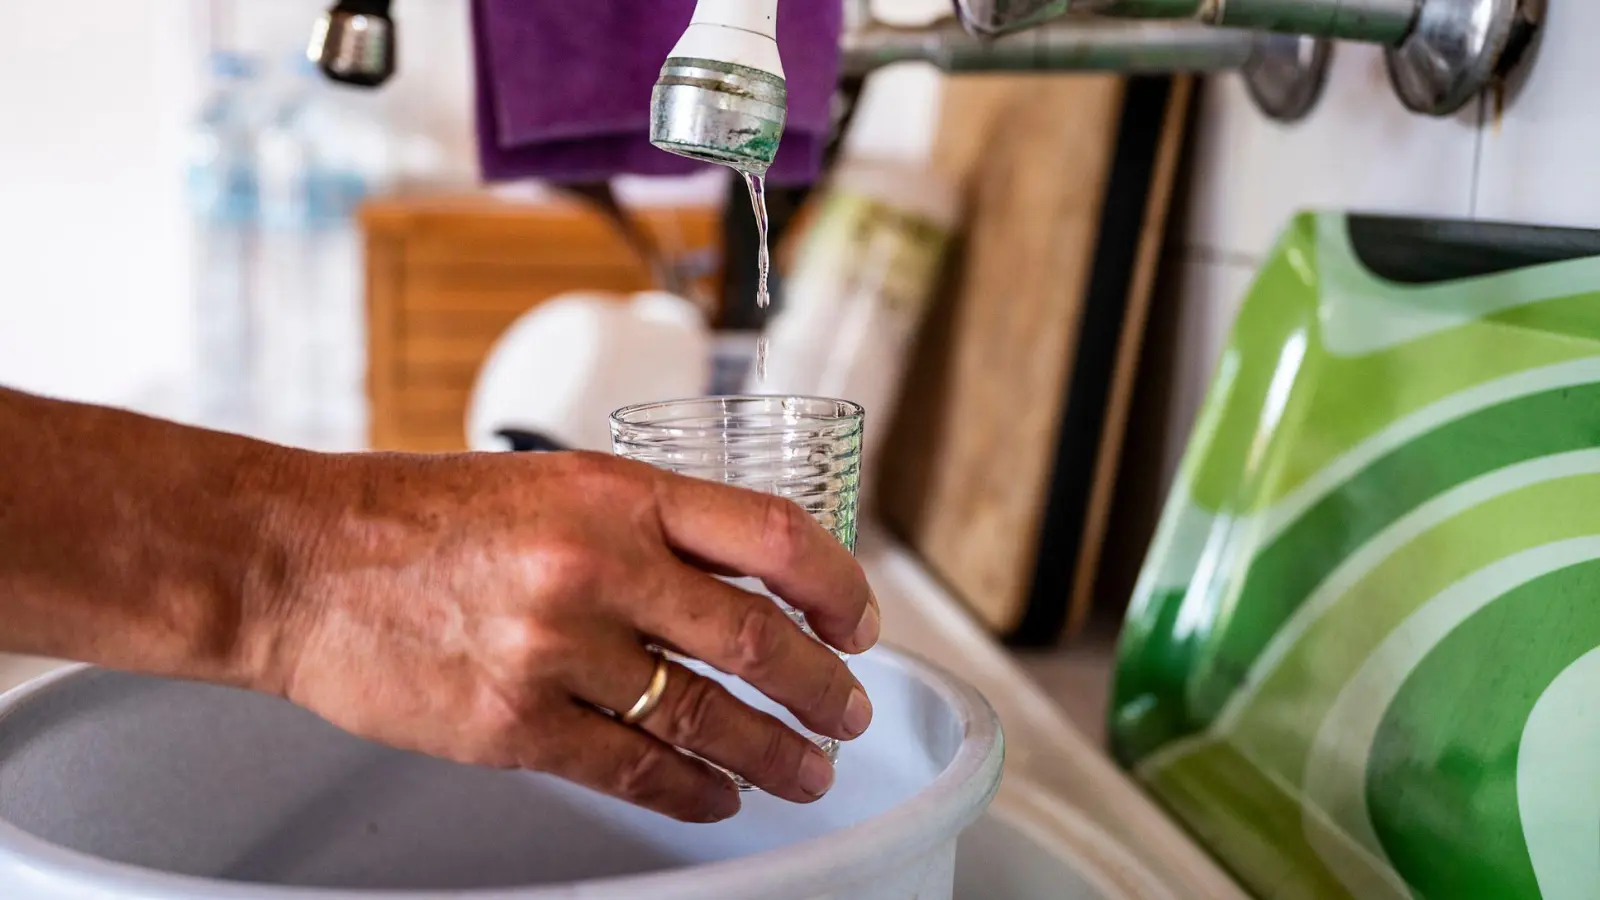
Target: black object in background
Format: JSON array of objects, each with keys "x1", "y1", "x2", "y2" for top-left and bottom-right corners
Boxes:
[
  {"x1": 1345, "y1": 215, "x2": 1600, "y2": 284},
  {"x1": 495, "y1": 430, "x2": 567, "y2": 454},
  {"x1": 1008, "y1": 75, "x2": 1180, "y2": 647},
  {"x1": 312, "y1": 0, "x2": 397, "y2": 89}
]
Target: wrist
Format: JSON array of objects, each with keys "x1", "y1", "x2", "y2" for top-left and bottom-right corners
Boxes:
[
  {"x1": 221, "y1": 443, "x2": 333, "y2": 698},
  {"x1": 0, "y1": 391, "x2": 333, "y2": 693}
]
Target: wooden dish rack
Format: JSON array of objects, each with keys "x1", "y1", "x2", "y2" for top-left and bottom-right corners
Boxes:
[{"x1": 360, "y1": 195, "x2": 721, "y2": 453}]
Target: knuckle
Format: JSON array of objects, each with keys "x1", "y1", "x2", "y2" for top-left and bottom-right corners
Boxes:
[
  {"x1": 759, "y1": 496, "x2": 808, "y2": 569},
  {"x1": 661, "y1": 673, "x2": 727, "y2": 747},
  {"x1": 566, "y1": 451, "x2": 650, "y2": 494},
  {"x1": 527, "y1": 540, "x2": 601, "y2": 597},
  {"x1": 475, "y1": 691, "x2": 535, "y2": 761},
  {"x1": 805, "y1": 656, "x2": 850, "y2": 719},
  {"x1": 493, "y1": 618, "x2": 572, "y2": 678},
  {"x1": 498, "y1": 617, "x2": 551, "y2": 661},
  {"x1": 613, "y1": 740, "x2": 677, "y2": 803},
  {"x1": 563, "y1": 449, "x2": 621, "y2": 476},
  {"x1": 754, "y1": 722, "x2": 804, "y2": 785},
  {"x1": 727, "y1": 602, "x2": 784, "y2": 676},
  {"x1": 513, "y1": 723, "x2": 574, "y2": 775}
]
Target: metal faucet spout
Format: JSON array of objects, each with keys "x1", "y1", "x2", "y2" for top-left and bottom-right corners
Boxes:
[
  {"x1": 648, "y1": 0, "x2": 789, "y2": 175},
  {"x1": 309, "y1": 0, "x2": 397, "y2": 88}
]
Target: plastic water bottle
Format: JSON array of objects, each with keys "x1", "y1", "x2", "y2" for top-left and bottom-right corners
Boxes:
[
  {"x1": 256, "y1": 57, "x2": 393, "y2": 450},
  {"x1": 186, "y1": 52, "x2": 262, "y2": 432}
]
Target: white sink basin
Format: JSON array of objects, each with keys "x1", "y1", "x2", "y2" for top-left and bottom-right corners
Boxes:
[
  {"x1": 0, "y1": 649, "x2": 1001, "y2": 899},
  {"x1": 0, "y1": 526, "x2": 1231, "y2": 899}
]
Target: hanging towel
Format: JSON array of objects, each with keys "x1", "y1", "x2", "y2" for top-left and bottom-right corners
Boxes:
[{"x1": 470, "y1": 0, "x2": 842, "y2": 186}]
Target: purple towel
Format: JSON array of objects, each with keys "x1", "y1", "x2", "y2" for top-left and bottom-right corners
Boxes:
[{"x1": 471, "y1": 0, "x2": 842, "y2": 186}]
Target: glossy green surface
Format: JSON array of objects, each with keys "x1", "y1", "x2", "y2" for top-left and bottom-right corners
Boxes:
[{"x1": 1113, "y1": 213, "x2": 1600, "y2": 899}]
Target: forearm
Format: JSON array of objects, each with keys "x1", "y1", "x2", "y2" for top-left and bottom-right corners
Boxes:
[{"x1": 0, "y1": 387, "x2": 307, "y2": 688}]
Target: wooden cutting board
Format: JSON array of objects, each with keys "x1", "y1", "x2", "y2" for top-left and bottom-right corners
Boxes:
[{"x1": 877, "y1": 73, "x2": 1193, "y2": 643}]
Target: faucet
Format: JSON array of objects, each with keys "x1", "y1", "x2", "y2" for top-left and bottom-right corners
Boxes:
[
  {"x1": 648, "y1": 0, "x2": 789, "y2": 176},
  {"x1": 305, "y1": 0, "x2": 1540, "y2": 163},
  {"x1": 956, "y1": 0, "x2": 1416, "y2": 41},
  {"x1": 644, "y1": 0, "x2": 1335, "y2": 172},
  {"x1": 952, "y1": 0, "x2": 1542, "y2": 116},
  {"x1": 644, "y1": 0, "x2": 1540, "y2": 171},
  {"x1": 837, "y1": 17, "x2": 1333, "y2": 122},
  {"x1": 308, "y1": 0, "x2": 397, "y2": 88}
]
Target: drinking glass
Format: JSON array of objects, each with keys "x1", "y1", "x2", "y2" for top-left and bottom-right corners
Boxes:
[{"x1": 610, "y1": 395, "x2": 863, "y2": 790}]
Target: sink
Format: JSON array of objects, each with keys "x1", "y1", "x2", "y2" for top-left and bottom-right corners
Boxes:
[{"x1": 0, "y1": 648, "x2": 1001, "y2": 899}]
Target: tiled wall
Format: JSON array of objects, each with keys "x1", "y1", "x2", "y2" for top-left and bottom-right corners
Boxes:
[{"x1": 1159, "y1": 2, "x2": 1594, "y2": 489}]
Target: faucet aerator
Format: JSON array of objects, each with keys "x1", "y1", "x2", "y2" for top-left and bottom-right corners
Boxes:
[{"x1": 649, "y1": 60, "x2": 788, "y2": 175}]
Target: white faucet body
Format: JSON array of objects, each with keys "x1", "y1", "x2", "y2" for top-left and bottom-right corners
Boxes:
[{"x1": 669, "y1": 0, "x2": 786, "y2": 79}]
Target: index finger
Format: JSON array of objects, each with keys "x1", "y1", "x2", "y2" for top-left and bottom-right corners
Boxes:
[{"x1": 650, "y1": 473, "x2": 879, "y2": 654}]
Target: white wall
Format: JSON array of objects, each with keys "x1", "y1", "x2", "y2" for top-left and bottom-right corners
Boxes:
[
  {"x1": 0, "y1": 1, "x2": 194, "y2": 404},
  {"x1": 0, "y1": 0, "x2": 945, "y2": 407},
  {"x1": 1160, "y1": 9, "x2": 1595, "y2": 488},
  {"x1": 230, "y1": 0, "x2": 479, "y2": 185},
  {"x1": 0, "y1": 0, "x2": 477, "y2": 407}
]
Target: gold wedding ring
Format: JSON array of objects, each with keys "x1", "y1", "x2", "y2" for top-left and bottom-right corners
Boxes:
[{"x1": 621, "y1": 652, "x2": 671, "y2": 726}]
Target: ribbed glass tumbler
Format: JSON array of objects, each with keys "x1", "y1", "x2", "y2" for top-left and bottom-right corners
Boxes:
[{"x1": 610, "y1": 396, "x2": 864, "y2": 791}]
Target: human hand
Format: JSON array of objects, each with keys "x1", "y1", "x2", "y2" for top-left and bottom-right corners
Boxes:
[{"x1": 248, "y1": 450, "x2": 879, "y2": 823}]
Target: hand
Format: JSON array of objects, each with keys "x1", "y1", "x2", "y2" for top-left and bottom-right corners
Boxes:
[{"x1": 249, "y1": 450, "x2": 880, "y2": 823}]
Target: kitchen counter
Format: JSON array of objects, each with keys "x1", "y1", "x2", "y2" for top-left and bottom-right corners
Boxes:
[
  {"x1": 856, "y1": 527, "x2": 1244, "y2": 899},
  {"x1": 0, "y1": 656, "x2": 62, "y2": 695}
]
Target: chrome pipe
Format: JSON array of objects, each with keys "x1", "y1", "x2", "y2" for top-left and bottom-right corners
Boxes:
[
  {"x1": 840, "y1": 17, "x2": 1331, "y2": 122},
  {"x1": 954, "y1": 0, "x2": 1417, "y2": 42},
  {"x1": 950, "y1": 0, "x2": 1541, "y2": 117},
  {"x1": 840, "y1": 18, "x2": 1261, "y2": 76},
  {"x1": 1198, "y1": 0, "x2": 1419, "y2": 43},
  {"x1": 947, "y1": 0, "x2": 1536, "y2": 115}
]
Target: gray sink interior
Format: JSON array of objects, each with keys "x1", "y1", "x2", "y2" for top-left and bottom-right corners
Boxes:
[
  {"x1": 955, "y1": 815, "x2": 1103, "y2": 900},
  {"x1": 0, "y1": 650, "x2": 968, "y2": 891}
]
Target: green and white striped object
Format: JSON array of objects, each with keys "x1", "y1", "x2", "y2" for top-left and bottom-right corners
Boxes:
[{"x1": 1113, "y1": 213, "x2": 1600, "y2": 900}]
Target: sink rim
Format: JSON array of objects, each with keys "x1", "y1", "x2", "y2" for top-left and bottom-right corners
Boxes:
[{"x1": 0, "y1": 645, "x2": 1004, "y2": 900}]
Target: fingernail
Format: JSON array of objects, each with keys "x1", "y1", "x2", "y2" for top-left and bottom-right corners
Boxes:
[
  {"x1": 799, "y1": 749, "x2": 836, "y2": 797},
  {"x1": 851, "y1": 603, "x2": 880, "y2": 652},
  {"x1": 704, "y1": 785, "x2": 742, "y2": 822},
  {"x1": 843, "y1": 687, "x2": 873, "y2": 738}
]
